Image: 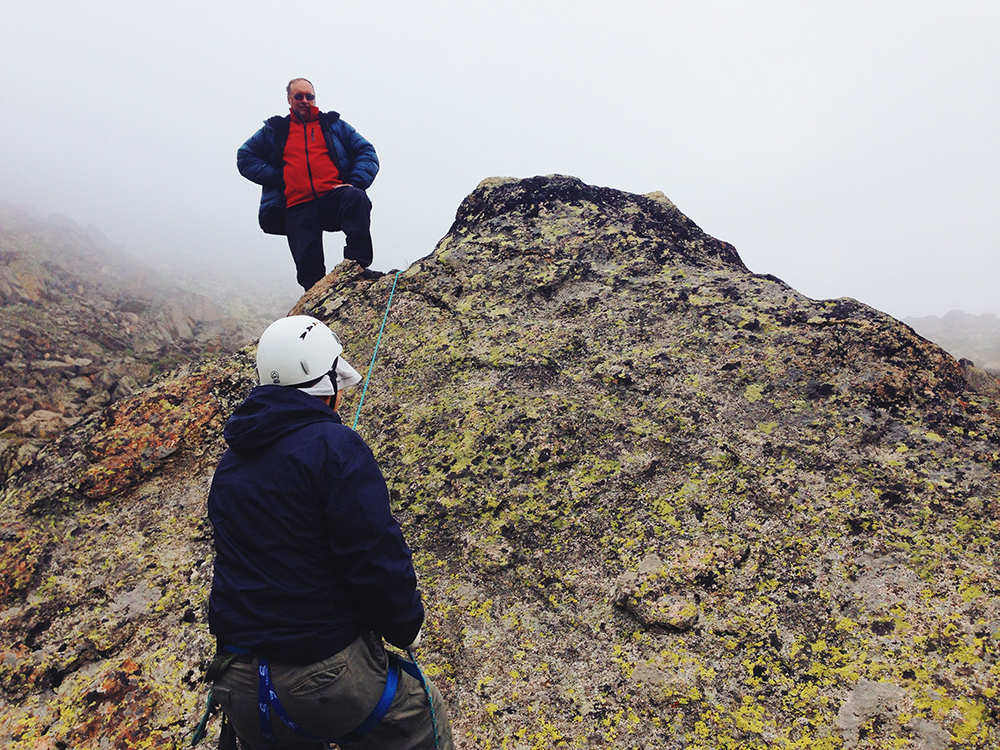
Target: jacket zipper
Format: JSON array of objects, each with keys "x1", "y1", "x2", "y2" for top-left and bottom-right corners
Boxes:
[{"x1": 303, "y1": 122, "x2": 318, "y2": 200}]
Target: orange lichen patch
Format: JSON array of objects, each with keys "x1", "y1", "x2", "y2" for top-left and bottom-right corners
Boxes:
[
  {"x1": 63, "y1": 659, "x2": 171, "y2": 748},
  {"x1": 0, "y1": 644, "x2": 63, "y2": 698},
  {"x1": 121, "y1": 657, "x2": 139, "y2": 675},
  {"x1": 78, "y1": 376, "x2": 224, "y2": 500},
  {"x1": 0, "y1": 524, "x2": 47, "y2": 606}
]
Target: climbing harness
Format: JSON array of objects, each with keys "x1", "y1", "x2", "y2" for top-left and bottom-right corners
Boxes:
[
  {"x1": 257, "y1": 656, "x2": 325, "y2": 743},
  {"x1": 352, "y1": 270, "x2": 401, "y2": 430},
  {"x1": 190, "y1": 648, "x2": 420, "y2": 747},
  {"x1": 256, "y1": 651, "x2": 427, "y2": 746}
]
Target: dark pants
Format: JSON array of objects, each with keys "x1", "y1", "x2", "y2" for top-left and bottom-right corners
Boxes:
[
  {"x1": 212, "y1": 634, "x2": 454, "y2": 750},
  {"x1": 285, "y1": 186, "x2": 373, "y2": 290}
]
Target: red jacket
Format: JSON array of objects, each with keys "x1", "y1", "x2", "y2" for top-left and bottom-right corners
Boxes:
[{"x1": 283, "y1": 106, "x2": 343, "y2": 208}]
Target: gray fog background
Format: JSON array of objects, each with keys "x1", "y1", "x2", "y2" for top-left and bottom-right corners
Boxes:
[{"x1": 1, "y1": 1, "x2": 997, "y2": 318}]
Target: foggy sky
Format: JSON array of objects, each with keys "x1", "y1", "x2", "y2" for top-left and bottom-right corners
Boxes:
[{"x1": 1, "y1": 1, "x2": 997, "y2": 318}]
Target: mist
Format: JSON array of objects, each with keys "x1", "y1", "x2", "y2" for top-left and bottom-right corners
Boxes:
[{"x1": 1, "y1": 0, "x2": 997, "y2": 318}]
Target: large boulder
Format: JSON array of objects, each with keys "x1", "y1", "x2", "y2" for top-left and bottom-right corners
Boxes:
[{"x1": 2, "y1": 176, "x2": 998, "y2": 749}]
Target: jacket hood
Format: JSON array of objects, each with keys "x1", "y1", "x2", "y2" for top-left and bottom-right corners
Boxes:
[{"x1": 223, "y1": 385, "x2": 342, "y2": 454}]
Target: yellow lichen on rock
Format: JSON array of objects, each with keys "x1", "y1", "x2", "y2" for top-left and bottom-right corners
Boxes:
[{"x1": 2, "y1": 176, "x2": 999, "y2": 748}]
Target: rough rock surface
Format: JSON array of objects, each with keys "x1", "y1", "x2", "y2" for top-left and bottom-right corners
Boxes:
[
  {"x1": 0, "y1": 204, "x2": 270, "y2": 483},
  {"x1": 2, "y1": 175, "x2": 999, "y2": 749}
]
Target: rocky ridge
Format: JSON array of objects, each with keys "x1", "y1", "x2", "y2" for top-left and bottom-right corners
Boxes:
[
  {"x1": 0, "y1": 204, "x2": 271, "y2": 483},
  {"x1": 2, "y1": 176, "x2": 999, "y2": 749}
]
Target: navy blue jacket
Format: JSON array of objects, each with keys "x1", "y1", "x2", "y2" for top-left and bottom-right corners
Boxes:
[
  {"x1": 237, "y1": 111, "x2": 379, "y2": 235},
  {"x1": 208, "y1": 386, "x2": 422, "y2": 663}
]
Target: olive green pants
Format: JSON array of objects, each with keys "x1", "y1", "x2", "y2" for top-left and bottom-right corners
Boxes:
[{"x1": 212, "y1": 634, "x2": 454, "y2": 750}]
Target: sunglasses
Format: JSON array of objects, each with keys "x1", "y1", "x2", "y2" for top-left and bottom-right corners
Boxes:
[{"x1": 293, "y1": 93, "x2": 316, "y2": 101}]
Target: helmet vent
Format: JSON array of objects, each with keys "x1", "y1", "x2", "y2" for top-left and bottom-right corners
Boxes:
[{"x1": 300, "y1": 360, "x2": 310, "y2": 374}]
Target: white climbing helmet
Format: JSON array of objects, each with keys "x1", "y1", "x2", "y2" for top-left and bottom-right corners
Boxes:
[{"x1": 256, "y1": 315, "x2": 356, "y2": 388}]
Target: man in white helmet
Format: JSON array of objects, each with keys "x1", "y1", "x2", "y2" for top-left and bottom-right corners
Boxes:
[{"x1": 206, "y1": 315, "x2": 453, "y2": 748}]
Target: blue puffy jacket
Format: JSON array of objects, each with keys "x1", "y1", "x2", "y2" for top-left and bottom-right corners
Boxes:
[
  {"x1": 208, "y1": 385, "x2": 422, "y2": 663},
  {"x1": 237, "y1": 111, "x2": 380, "y2": 235}
]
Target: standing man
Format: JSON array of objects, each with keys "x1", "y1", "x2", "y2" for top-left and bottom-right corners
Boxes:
[
  {"x1": 238, "y1": 78, "x2": 380, "y2": 290},
  {"x1": 207, "y1": 315, "x2": 454, "y2": 748}
]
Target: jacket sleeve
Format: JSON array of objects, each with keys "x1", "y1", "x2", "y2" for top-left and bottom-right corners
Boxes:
[
  {"x1": 237, "y1": 125, "x2": 283, "y2": 189},
  {"x1": 323, "y1": 433, "x2": 423, "y2": 649},
  {"x1": 339, "y1": 121, "x2": 380, "y2": 190}
]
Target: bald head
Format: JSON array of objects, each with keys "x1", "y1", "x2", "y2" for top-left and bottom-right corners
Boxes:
[{"x1": 286, "y1": 77, "x2": 313, "y2": 96}]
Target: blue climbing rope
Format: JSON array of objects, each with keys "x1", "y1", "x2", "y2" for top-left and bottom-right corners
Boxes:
[
  {"x1": 408, "y1": 647, "x2": 442, "y2": 750},
  {"x1": 353, "y1": 270, "x2": 401, "y2": 430},
  {"x1": 349, "y1": 270, "x2": 441, "y2": 749}
]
